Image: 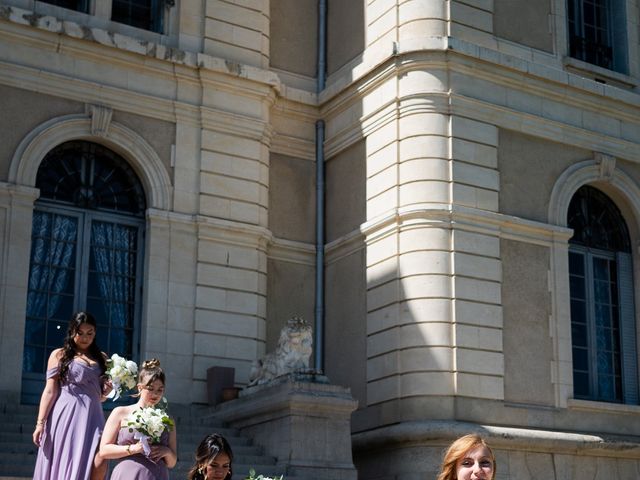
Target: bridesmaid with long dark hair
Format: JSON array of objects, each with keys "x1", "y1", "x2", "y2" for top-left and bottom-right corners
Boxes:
[
  {"x1": 32, "y1": 311, "x2": 111, "y2": 480},
  {"x1": 187, "y1": 433, "x2": 234, "y2": 480}
]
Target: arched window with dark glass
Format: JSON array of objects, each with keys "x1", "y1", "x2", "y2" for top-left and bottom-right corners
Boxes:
[
  {"x1": 21, "y1": 141, "x2": 146, "y2": 403},
  {"x1": 568, "y1": 185, "x2": 638, "y2": 404}
]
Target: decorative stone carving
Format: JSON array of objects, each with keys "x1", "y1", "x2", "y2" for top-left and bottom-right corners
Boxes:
[
  {"x1": 87, "y1": 104, "x2": 113, "y2": 137},
  {"x1": 248, "y1": 316, "x2": 312, "y2": 386},
  {"x1": 596, "y1": 152, "x2": 616, "y2": 181}
]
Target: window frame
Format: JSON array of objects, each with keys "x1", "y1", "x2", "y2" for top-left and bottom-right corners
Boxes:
[
  {"x1": 565, "y1": 184, "x2": 639, "y2": 405},
  {"x1": 565, "y1": 0, "x2": 629, "y2": 75},
  {"x1": 548, "y1": 157, "x2": 640, "y2": 410},
  {"x1": 21, "y1": 202, "x2": 146, "y2": 404},
  {"x1": 33, "y1": 0, "x2": 175, "y2": 37},
  {"x1": 569, "y1": 245, "x2": 626, "y2": 403}
]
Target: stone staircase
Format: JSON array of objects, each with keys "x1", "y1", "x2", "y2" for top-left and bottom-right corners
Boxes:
[{"x1": 0, "y1": 401, "x2": 288, "y2": 480}]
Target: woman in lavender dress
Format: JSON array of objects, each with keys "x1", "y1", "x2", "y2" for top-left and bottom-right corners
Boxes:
[
  {"x1": 99, "y1": 359, "x2": 177, "y2": 480},
  {"x1": 32, "y1": 311, "x2": 111, "y2": 480}
]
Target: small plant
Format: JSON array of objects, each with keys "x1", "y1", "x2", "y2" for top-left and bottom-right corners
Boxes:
[{"x1": 245, "y1": 467, "x2": 284, "y2": 480}]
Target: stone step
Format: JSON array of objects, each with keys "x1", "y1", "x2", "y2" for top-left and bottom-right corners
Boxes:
[{"x1": 0, "y1": 402, "x2": 282, "y2": 480}]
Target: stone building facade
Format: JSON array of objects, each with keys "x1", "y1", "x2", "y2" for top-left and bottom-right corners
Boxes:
[{"x1": 1, "y1": 0, "x2": 640, "y2": 478}]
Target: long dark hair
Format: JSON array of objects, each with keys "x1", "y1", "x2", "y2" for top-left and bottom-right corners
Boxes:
[
  {"x1": 58, "y1": 311, "x2": 106, "y2": 384},
  {"x1": 187, "y1": 433, "x2": 234, "y2": 480}
]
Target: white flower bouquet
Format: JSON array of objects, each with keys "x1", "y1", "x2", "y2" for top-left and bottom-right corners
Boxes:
[
  {"x1": 126, "y1": 405, "x2": 175, "y2": 456},
  {"x1": 105, "y1": 354, "x2": 138, "y2": 400},
  {"x1": 245, "y1": 468, "x2": 284, "y2": 480}
]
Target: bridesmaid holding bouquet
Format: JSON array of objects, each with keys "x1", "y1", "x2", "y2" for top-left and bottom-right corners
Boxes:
[
  {"x1": 99, "y1": 358, "x2": 177, "y2": 480},
  {"x1": 32, "y1": 311, "x2": 111, "y2": 480}
]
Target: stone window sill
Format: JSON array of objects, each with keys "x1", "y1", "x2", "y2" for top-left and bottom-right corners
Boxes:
[
  {"x1": 563, "y1": 56, "x2": 637, "y2": 89},
  {"x1": 567, "y1": 398, "x2": 640, "y2": 415}
]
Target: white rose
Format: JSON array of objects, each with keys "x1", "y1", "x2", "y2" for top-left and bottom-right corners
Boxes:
[{"x1": 126, "y1": 360, "x2": 138, "y2": 373}]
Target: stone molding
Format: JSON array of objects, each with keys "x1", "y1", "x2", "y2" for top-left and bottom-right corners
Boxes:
[
  {"x1": 0, "y1": 182, "x2": 40, "y2": 206},
  {"x1": 267, "y1": 237, "x2": 315, "y2": 266},
  {"x1": 325, "y1": 229, "x2": 366, "y2": 265},
  {"x1": 548, "y1": 155, "x2": 640, "y2": 227},
  {"x1": 197, "y1": 215, "x2": 271, "y2": 251},
  {"x1": 359, "y1": 204, "x2": 572, "y2": 248},
  {"x1": 352, "y1": 420, "x2": 640, "y2": 458},
  {"x1": 8, "y1": 113, "x2": 173, "y2": 211}
]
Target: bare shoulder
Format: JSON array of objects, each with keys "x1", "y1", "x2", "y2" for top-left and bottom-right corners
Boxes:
[
  {"x1": 49, "y1": 348, "x2": 64, "y2": 360},
  {"x1": 108, "y1": 405, "x2": 131, "y2": 422},
  {"x1": 47, "y1": 348, "x2": 64, "y2": 368}
]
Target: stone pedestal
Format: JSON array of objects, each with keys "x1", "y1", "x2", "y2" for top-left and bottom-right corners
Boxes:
[
  {"x1": 215, "y1": 373, "x2": 358, "y2": 480},
  {"x1": 207, "y1": 366, "x2": 235, "y2": 406}
]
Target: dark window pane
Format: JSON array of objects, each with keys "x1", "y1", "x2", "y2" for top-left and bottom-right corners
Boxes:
[
  {"x1": 569, "y1": 252, "x2": 585, "y2": 275},
  {"x1": 570, "y1": 275, "x2": 586, "y2": 298},
  {"x1": 598, "y1": 374, "x2": 616, "y2": 401},
  {"x1": 573, "y1": 347, "x2": 590, "y2": 371},
  {"x1": 46, "y1": 320, "x2": 66, "y2": 349},
  {"x1": 24, "y1": 319, "x2": 46, "y2": 346},
  {"x1": 593, "y1": 257, "x2": 608, "y2": 280},
  {"x1": 49, "y1": 294, "x2": 75, "y2": 322},
  {"x1": 112, "y1": 0, "x2": 162, "y2": 32},
  {"x1": 110, "y1": 328, "x2": 132, "y2": 355},
  {"x1": 39, "y1": 0, "x2": 89, "y2": 13},
  {"x1": 571, "y1": 320, "x2": 588, "y2": 347},
  {"x1": 23, "y1": 346, "x2": 45, "y2": 374},
  {"x1": 574, "y1": 371, "x2": 590, "y2": 397}
]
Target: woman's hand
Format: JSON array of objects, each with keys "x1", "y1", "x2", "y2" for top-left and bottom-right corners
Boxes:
[
  {"x1": 32, "y1": 424, "x2": 45, "y2": 447},
  {"x1": 128, "y1": 441, "x2": 145, "y2": 456},
  {"x1": 148, "y1": 444, "x2": 171, "y2": 463},
  {"x1": 101, "y1": 379, "x2": 113, "y2": 401}
]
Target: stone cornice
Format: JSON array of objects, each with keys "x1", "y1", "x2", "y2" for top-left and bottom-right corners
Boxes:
[
  {"x1": 359, "y1": 204, "x2": 573, "y2": 247},
  {"x1": 352, "y1": 420, "x2": 640, "y2": 458},
  {"x1": 270, "y1": 134, "x2": 315, "y2": 161},
  {"x1": 320, "y1": 37, "x2": 640, "y2": 159},
  {"x1": 0, "y1": 182, "x2": 40, "y2": 205},
  {"x1": 450, "y1": 94, "x2": 640, "y2": 161},
  {"x1": 201, "y1": 107, "x2": 273, "y2": 145},
  {"x1": 325, "y1": 229, "x2": 366, "y2": 264},
  {"x1": 267, "y1": 237, "x2": 315, "y2": 266},
  {"x1": 196, "y1": 215, "x2": 272, "y2": 251},
  {"x1": 0, "y1": 5, "x2": 282, "y2": 126}
]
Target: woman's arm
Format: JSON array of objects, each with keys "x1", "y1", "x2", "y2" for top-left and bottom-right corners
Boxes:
[
  {"x1": 32, "y1": 349, "x2": 62, "y2": 446},
  {"x1": 99, "y1": 407, "x2": 144, "y2": 460}
]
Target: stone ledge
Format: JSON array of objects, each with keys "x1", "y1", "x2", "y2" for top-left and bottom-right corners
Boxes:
[
  {"x1": 0, "y1": 5, "x2": 283, "y2": 92},
  {"x1": 352, "y1": 420, "x2": 640, "y2": 458}
]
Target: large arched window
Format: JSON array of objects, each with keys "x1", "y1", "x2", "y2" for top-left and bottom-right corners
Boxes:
[
  {"x1": 21, "y1": 141, "x2": 146, "y2": 403},
  {"x1": 568, "y1": 185, "x2": 638, "y2": 404}
]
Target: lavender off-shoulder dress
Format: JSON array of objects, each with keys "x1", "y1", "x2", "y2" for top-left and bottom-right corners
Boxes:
[
  {"x1": 110, "y1": 428, "x2": 170, "y2": 480},
  {"x1": 33, "y1": 360, "x2": 105, "y2": 480}
]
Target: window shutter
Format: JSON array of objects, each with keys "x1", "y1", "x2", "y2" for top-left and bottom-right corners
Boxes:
[{"x1": 616, "y1": 252, "x2": 638, "y2": 405}]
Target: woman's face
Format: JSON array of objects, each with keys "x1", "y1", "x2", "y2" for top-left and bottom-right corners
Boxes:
[
  {"x1": 73, "y1": 324, "x2": 96, "y2": 352},
  {"x1": 204, "y1": 451, "x2": 231, "y2": 480},
  {"x1": 138, "y1": 379, "x2": 165, "y2": 407},
  {"x1": 455, "y1": 445, "x2": 494, "y2": 480}
]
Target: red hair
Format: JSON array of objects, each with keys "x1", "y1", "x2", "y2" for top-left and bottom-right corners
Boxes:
[{"x1": 436, "y1": 434, "x2": 496, "y2": 480}]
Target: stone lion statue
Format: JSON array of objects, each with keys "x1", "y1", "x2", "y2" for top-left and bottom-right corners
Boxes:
[{"x1": 248, "y1": 316, "x2": 313, "y2": 386}]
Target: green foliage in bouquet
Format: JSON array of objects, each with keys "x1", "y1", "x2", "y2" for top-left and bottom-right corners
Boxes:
[{"x1": 245, "y1": 467, "x2": 284, "y2": 480}]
